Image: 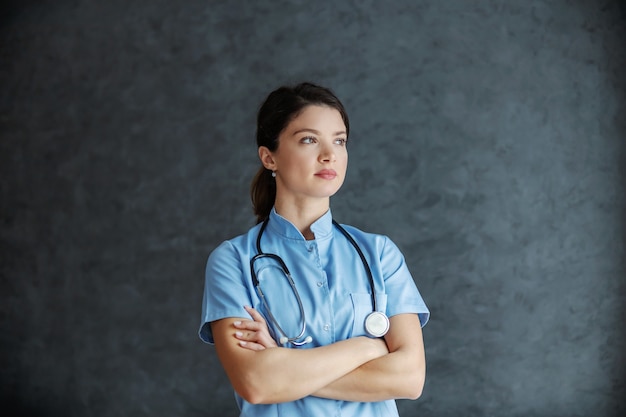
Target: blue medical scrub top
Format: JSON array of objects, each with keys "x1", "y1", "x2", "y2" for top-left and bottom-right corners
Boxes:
[{"x1": 199, "y1": 208, "x2": 429, "y2": 417}]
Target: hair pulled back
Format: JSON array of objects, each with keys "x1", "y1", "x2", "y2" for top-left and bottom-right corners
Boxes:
[{"x1": 250, "y1": 82, "x2": 350, "y2": 223}]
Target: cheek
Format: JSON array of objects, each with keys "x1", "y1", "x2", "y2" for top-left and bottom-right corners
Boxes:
[
  {"x1": 340, "y1": 152, "x2": 348, "y2": 170},
  {"x1": 284, "y1": 157, "x2": 309, "y2": 175}
]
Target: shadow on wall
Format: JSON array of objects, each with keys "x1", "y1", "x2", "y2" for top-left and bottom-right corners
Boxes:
[
  {"x1": 1, "y1": 0, "x2": 25, "y2": 24},
  {"x1": 5, "y1": 398, "x2": 61, "y2": 417}
]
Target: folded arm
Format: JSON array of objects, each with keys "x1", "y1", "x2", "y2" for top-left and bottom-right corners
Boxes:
[
  {"x1": 312, "y1": 313, "x2": 425, "y2": 401},
  {"x1": 210, "y1": 308, "x2": 389, "y2": 404},
  {"x1": 233, "y1": 307, "x2": 426, "y2": 402}
]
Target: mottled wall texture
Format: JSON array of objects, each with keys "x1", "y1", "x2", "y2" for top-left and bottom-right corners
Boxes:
[{"x1": 1, "y1": 1, "x2": 624, "y2": 416}]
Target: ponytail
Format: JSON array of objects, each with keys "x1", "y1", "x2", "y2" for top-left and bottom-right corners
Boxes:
[{"x1": 250, "y1": 166, "x2": 275, "y2": 224}]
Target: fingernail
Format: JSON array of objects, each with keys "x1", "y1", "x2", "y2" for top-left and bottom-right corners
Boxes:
[
  {"x1": 233, "y1": 321, "x2": 241, "y2": 326},
  {"x1": 239, "y1": 341, "x2": 247, "y2": 346},
  {"x1": 244, "y1": 305, "x2": 251, "y2": 309},
  {"x1": 235, "y1": 331, "x2": 243, "y2": 337}
]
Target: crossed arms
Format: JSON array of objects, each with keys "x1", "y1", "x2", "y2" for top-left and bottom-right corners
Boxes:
[{"x1": 210, "y1": 306, "x2": 425, "y2": 404}]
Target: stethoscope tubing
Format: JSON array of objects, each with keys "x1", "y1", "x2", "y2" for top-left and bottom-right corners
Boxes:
[
  {"x1": 331, "y1": 219, "x2": 378, "y2": 313},
  {"x1": 250, "y1": 216, "x2": 384, "y2": 345}
]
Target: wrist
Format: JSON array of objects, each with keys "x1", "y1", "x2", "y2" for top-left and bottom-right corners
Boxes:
[{"x1": 360, "y1": 336, "x2": 388, "y2": 360}]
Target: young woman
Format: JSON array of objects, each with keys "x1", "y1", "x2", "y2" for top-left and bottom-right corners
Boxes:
[{"x1": 199, "y1": 82, "x2": 430, "y2": 416}]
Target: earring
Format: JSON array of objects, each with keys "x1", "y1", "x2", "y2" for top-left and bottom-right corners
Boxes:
[{"x1": 271, "y1": 171, "x2": 276, "y2": 178}]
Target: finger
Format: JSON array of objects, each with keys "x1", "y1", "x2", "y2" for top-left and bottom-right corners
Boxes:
[
  {"x1": 234, "y1": 313, "x2": 279, "y2": 349},
  {"x1": 235, "y1": 329, "x2": 278, "y2": 349},
  {"x1": 234, "y1": 330, "x2": 259, "y2": 342},
  {"x1": 237, "y1": 340, "x2": 266, "y2": 351},
  {"x1": 238, "y1": 325, "x2": 277, "y2": 347},
  {"x1": 244, "y1": 305, "x2": 267, "y2": 324},
  {"x1": 256, "y1": 333, "x2": 278, "y2": 348},
  {"x1": 233, "y1": 320, "x2": 262, "y2": 331}
]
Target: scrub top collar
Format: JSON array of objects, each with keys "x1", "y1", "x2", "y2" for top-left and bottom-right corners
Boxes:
[{"x1": 268, "y1": 207, "x2": 334, "y2": 241}]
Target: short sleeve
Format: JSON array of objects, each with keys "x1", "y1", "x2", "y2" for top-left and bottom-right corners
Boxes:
[
  {"x1": 198, "y1": 240, "x2": 254, "y2": 344},
  {"x1": 380, "y1": 236, "x2": 430, "y2": 327}
]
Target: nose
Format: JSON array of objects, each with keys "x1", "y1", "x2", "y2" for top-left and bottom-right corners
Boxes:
[{"x1": 319, "y1": 142, "x2": 336, "y2": 163}]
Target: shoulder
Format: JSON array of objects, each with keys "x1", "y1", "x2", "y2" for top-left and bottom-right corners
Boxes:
[
  {"x1": 207, "y1": 223, "x2": 263, "y2": 266},
  {"x1": 334, "y1": 223, "x2": 400, "y2": 257},
  {"x1": 335, "y1": 222, "x2": 383, "y2": 240}
]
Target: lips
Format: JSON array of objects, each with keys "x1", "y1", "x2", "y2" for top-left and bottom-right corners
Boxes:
[{"x1": 315, "y1": 169, "x2": 337, "y2": 180}]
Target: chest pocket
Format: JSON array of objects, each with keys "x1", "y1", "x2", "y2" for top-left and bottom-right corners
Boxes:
[{"x1": 349, "y1": 292, "x2": 388, "y2": 337}]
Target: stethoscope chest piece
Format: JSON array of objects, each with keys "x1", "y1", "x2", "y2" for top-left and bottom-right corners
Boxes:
[{"x1": 365, "y1": 311, "x2": 389, "y2": 338}]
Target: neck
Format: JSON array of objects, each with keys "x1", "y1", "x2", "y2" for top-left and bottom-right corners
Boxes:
[{"x1": 274, "y1": 197, "x2": 330, "y2": 240}]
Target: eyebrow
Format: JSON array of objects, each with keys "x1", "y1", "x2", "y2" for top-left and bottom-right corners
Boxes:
[{"x1": 292, "y1": 128, "x2": 347, "y2": 136}]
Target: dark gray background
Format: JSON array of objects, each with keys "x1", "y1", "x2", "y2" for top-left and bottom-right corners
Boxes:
[{"x1": 1, "y1": 1, "x2": 625, "y2": 416}]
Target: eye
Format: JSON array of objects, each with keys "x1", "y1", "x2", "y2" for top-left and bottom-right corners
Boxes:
[
  {"x1": 334, "y1": 138, "x2": 347, "y2": 146},
  {"x1": 300, "y1": 136, "x2": 317, "y2": 144}
]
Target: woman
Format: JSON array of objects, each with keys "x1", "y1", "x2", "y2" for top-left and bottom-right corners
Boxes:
[{"x1": 199, "y1": 82, "x2": 429, "y2": 416}]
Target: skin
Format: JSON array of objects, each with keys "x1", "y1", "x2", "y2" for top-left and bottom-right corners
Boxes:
[
  {"x1": 210, "y1": 105, "x2": 426, "y2": 404},
  {"x1": 259, "y1": 104, "x2": 349, "y2": 238},
  {"x1": 234, "y1": 307, "x2": 426, "y2": 402}
]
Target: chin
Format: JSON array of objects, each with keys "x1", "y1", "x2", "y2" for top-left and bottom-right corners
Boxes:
[{"x1": 321, "y1": 186, "x2": 343, "y2": 198}]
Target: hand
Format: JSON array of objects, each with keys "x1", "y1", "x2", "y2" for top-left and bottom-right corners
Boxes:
[
  {"x1": 233, "y1": 305, "x2": 278, "y2": 351},
  {"x1": 370, "y1": 336, "x2": 390, "y2": 358}
]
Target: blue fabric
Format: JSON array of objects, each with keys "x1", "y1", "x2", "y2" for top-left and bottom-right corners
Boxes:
[{"x1": 199, "y1": 208, "x2": 429, "y2": 417}]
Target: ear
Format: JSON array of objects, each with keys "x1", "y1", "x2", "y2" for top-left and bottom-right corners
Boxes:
[{"x1": 258, "y1": 146, "x2": 277, "y2": 171}]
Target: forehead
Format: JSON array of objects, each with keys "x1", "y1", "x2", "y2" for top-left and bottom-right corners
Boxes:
[{"x1": 284, "y1": 105, "x2": 346, "y2": 134}]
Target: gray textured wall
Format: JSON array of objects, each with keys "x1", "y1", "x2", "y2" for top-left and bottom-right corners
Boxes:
[{"x1": 1, "y1": 1, "x2": 625, "y2": 416}]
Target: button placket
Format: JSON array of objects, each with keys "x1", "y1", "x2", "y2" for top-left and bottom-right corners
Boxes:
[{"x1": 306, "y1": 242, "x2": 323, "y2": 268}]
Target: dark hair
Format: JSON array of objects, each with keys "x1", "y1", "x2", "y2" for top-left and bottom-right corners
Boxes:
[{"x1": 250, "y1": 82, "x2": 350, "y2": 223}]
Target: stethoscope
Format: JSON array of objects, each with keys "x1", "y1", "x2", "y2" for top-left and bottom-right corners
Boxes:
[{"x1": 250, "y1": 217, "x2": 390, "y2": 346}]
